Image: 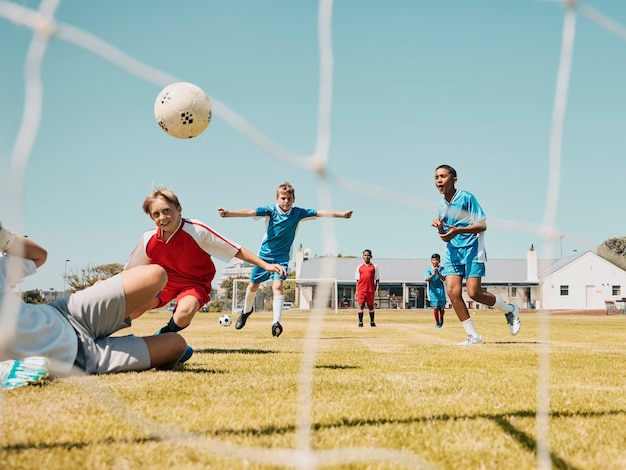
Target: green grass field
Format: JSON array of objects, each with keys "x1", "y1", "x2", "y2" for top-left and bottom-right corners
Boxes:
[{"x1": 1, "y1": 309, "x2": 625, "y2": 469}]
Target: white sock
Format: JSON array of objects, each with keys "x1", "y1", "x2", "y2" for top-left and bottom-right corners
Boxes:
[
  {"x1": 273, "y1": 295, "x2": 284, "y2": 323},
  {"x1": 244, "y1": 286, "x2": 257, "y2": 313},
  {"x1": 492, "y1": 297, "x2": 511, "y2": 313},
  {"x1": 461, "y1": 318, "x2": 479, "y2": 337}
]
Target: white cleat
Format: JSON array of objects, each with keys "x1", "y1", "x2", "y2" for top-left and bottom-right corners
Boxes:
[
  {"x1": 458, "y1": 335, "x2": 483, "y2": 346},
  {"x1": 505, "y1": 304, "x2": 521, "y2": 335}
]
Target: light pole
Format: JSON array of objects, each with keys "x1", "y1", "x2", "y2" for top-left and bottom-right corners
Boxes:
[{"x1": 64, "y1": 259, "x2": 70, "y2": 297}]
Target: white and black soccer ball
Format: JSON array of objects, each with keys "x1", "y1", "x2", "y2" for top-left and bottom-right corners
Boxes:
[
  {"x1": 219, "y1": 314, "x2": 232, "y2": 327},
  {"x1": 154, "y1": 82, "x2": 212, "y2": 139}
]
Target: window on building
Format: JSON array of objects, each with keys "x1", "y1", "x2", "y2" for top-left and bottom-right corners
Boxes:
[
  {"x1": 560, "y1": 285, "x2": 569, "y2": 296},
  {"x1": 612, "y1": 285, "x2": 621, "y2": 296},
  {"x1": 511, "y1": 287, "x2": 517, "y2": 297}
]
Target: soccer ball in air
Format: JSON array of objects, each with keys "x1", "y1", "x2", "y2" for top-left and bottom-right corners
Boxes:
[
  {"x1": 154, "y1": 82, "x2": 212, "y2": 139},
  {"x1": 219, "y1": 314, "x2": 232, "y2": 327}
]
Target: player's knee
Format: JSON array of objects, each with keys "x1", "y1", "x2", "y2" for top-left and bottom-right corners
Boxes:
[
  {"x1": 145, "y1": 264, "x2": 167, "y2": 287},
  {"x1": 171, "y1": 334, "x2": 187, "y2": 357}
]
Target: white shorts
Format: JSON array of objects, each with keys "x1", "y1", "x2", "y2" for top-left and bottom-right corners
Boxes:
[{"x1": 53, "y1": 274, "x2": 150, "y2": 374}]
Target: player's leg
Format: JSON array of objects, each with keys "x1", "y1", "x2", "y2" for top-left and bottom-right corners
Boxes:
[
  {"x1": 143, "y1": 334, "x2": 188, "y2": 369},
  {"x1": 466, "y1": 264, "x2": 520, "y2": 335},
  {"x1": 356, "y1": 289, "x2": 365, "y2": 326},
  {"x1": 271, "y1": 278, "x2": 284, "y2": 337},
  {"x1": 243, "y1": 281, "x2": 260, "y2": 315},
  {"x1": 170, "y1": 295, "x2": 201, "y2": 329},
  {"x1": 122, "y1": 265, "x2": 167, "y2": 318},
  {"x1": 237, "y1": 266, "x2": 269, "y2": 329},
  {"x1": 446, "y1": 272, "x2": 482, "y2": 345},
  {"x1": 91, "y1": 333, "x2": 188, "y2": 374},
  {"x1": 367, "y1": 292, "x2": 376, "y2": 327},
  {"x1": 432, "y1": 302, "x2": 440, "y2": 327},
  {"x1": 438, "y1": 306, "x2": 445, "y2": 327},
  {"x1": 445, "y1": 275, "x2": 469, "y2": 321}
]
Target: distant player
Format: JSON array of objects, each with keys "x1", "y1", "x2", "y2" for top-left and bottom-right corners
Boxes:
[
  {"x1": 432, "y1": 164, "x2": 520, "y2": 345},
  {"x1": 355, "y1": 249, "x2": 380, "y2": 327},
  {"x1": 425, "y1": 253, "x2": 447, "y2": 328},
  {"x1": 218, "y1": 182, "x2": 352, "y2": 337},
  {"x1": 125, "y1": 188, "x2": 286, "y2": 361}
]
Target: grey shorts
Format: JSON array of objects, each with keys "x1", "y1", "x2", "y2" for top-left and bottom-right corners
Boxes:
[{"x1": 52, "y1": 274, "x2": 150, "y2": 374}]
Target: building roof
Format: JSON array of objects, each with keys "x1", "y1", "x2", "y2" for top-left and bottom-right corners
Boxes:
[{"x1": 298, "y1": 256, "x2": 552, "y2": 285}]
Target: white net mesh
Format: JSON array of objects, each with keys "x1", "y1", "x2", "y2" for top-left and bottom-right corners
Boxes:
[{"x1": 2, "y1": 0, "x2": 626, "y2": 467}]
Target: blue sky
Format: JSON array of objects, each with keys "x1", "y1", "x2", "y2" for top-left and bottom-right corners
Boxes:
[{"x1": 2, "y1": 0, "x2": 626, "y2": 292}]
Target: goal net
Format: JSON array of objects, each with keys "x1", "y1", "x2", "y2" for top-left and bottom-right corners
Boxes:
[{"x1": 3, "y1": 1, "x2": 626, "y2": 468}]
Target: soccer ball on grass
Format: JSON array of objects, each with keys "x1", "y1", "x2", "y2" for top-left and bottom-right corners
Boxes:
[
  {"x1": 219, "y1": 314, "x2": 232, "y2": 327},
  {"x1": 154, "y1": 82, "x2": 212, "y2": 139}
]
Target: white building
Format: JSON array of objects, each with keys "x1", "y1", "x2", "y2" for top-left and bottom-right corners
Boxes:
[{"x1": 294, "y1": 246, "x2": 626, "y2": 311}]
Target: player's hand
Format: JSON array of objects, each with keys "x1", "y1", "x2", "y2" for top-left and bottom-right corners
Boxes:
[
  {"x1": 217, "y1": 208, "x2": 228, "y2": 218},
  {"x1": 343, "y1": 210, "x2": 353, "y2": 219},
  {"x1": 439, "y1": 224, "x2": 457, "y2": 242},
  {"x1": 270, "y1": 264, "x2": 287, "y2": 277},
  {"x1": 432, "y1": 217, "x2": 445, "y2": 233}
]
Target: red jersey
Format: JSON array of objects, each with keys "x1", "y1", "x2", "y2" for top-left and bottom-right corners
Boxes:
[
  {"x1": 125, "y1": 218, "x2": 240, "y2": 303},
  {"x1": 355, "y1": 262, "x2": 380, "y2": 293}
]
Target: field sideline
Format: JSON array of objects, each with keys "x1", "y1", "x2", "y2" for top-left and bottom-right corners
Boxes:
[{"x1": 1, "y1": 309, "x2": 625, "y2": 469}]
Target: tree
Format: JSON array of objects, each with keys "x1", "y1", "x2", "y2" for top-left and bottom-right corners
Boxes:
[
  {"x1": 23, "y1": 289, "x2": 45, "y2": 304},
  {"x1": 64, "y1": 263, "x2": 124, "y2": 292},
  {"x1": 219, "y1": 275, "x2": 248, "y2": 302},
  {"x1": 597, "y1": 237, "x2": 626, "y2": 271}
]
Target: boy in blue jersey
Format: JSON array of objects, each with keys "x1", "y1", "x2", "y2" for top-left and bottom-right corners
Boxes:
[
  {"x1": 425, "y1": 253, "x2": 447, "y2": 328},
  {"x1": 432, "y1": 165, "x2": 520, "y2": 345},
  {"x1": 218, "y1": 182, "x2": 352, "y2": 337}
]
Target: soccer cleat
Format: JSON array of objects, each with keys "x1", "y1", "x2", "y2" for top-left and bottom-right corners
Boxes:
[
  {"x1": 458, "y1": 334, "x2": 483, "y2": 346},
  {"x1": 370, "y1": 322, "x2": 376, "y2": 327},
  {"x1": 235, "y1": 308, "x2": 253, "y2": 330},
  {"x1": 358, "y1": 322, "x2": 364, "y2": 327},
  {"x1": 505, "y1": 304, "x2": 521, "y2": 335},
  {"x1": 0, "y1": 357, "x2": 49, "y2": 390},
  {"x1": 178, "y1": 346, "x2": 194, "y2": 364},
  {"x1": 435, "y1": 324, "x2": 441, "y2": 329},
  {"x1": 271, "y1": 322, "x2": 283, "y2": 337}
]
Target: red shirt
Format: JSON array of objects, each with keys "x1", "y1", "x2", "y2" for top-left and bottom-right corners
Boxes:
[
  {"x1": 355, "y1": 262, "x2": 380, "y2": 293},
  {"x1": 125, "y1": 218, "x2": 240, "y2": 296}
]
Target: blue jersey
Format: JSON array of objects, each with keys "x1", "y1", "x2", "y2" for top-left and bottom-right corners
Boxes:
[
  {"x1": 425, "y1": 266, "x2": 446, "y2": 304},
  {"x1": 256, "y1": 204, "x2": 318, "y2": 263},
  {"x1": 438, "y1": 189, "x2": 487, "y2": 265}
]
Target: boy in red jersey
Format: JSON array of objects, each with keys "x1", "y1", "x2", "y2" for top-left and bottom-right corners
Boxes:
[
  {"x1": 355, "y1": 249, "x2": 380, "y2": 327},
  {"x1": 125, "y1": 188, "x2": 286, "y2": 361}
]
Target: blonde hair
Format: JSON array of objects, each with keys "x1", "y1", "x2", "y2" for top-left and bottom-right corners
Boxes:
[
  {"x1": 276, "y1": 182, "x2": 295, "y2": 198},
  {"x1": 142, "y1": 187, "x2": 181, "y2": 215}
]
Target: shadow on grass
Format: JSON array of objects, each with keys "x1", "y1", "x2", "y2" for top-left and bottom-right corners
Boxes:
[
  {"x1": 315, "y1": 364, "x2": 360, "y2": 370},
  {"x1": 4, "y1": 406, "x2": 621, "y2": 470},
  {"x1": 209, "y1": 408, "x2": 624, "y2": 470},
  {"x1": 199, "y1": 348, "x2": 277, "y2": 355},
  {"x1": 178, "y1": 366, "x2": 225, "y2": 374}
]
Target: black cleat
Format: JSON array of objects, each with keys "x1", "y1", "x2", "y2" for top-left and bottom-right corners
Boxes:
[
  {"x1": 272, "y1": 322, "x2": 283, "y2": 337},
  {"x1": 235, "y1": 309, "x2": 253, "y2": 330},
  {"x1": 370, "y1": 322, "x2": 377, "y2": 327}
]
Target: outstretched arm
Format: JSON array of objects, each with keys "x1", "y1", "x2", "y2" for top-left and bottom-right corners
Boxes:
[
  {"x1": 2, "y1": 230, "x2": 47, "y2": 268},
  {"x1": 316, "y1": 210, "x2": 353, "y2": 219},
  {"x1": 234, "y1": 247, "x2": 287, "y2": 277},
  {"x1": 217, "y1": 208, "x2": 257, "y2": 218}
]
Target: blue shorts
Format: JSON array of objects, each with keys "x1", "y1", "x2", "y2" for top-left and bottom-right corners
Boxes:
[
  {"x1": 442, "y1": 261, "x2": 485, "y2": 279},
  {"x1": 250, "y1": 261, "x2": 289, "y2": 284},
  {"x1": 429, "y1": 299, "x2": 446, "y2": 308}
]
